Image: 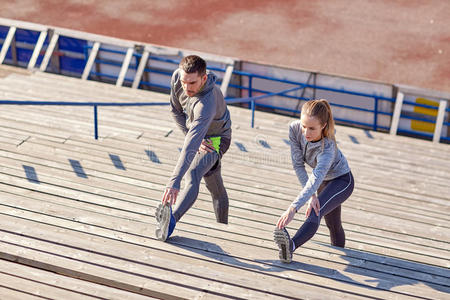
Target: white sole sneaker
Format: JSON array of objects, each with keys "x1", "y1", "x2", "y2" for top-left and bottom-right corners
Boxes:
[
  {"x1": 155, "y1": 203, "x2": 171, "y2": 241},
  {"x1": 274, "y1": 228, "x2": 293, "y2": 263}
]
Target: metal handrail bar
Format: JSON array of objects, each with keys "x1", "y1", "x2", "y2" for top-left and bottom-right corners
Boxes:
[
  {"x1": 86, "y1": 57, "x2": 393, "y2": 130},
  {"x1": 0, "y1": 86, "x2": 303, "y2": 140},
  {"x1": 84, "y1": 45, "x2": 395, "y2": 103},
  {"x1": 397, "y1": 129, "x2": 434, "y2": 139},
  {"x1": 233, "y1": 70, "x2": 396, "y2": 102},
  {"x1": 226, "y1": 86, "x2": 304, "y2": 128},
  {"x1": 0, "y1": 100, "x2": 169, "y2": 139},
  {"x1": 138, "y1": 80, "x2": 171, "y2": 91},
  {"x1": 225, "y1": 86, "x2": 304, "y2": 104},
  {"x1": 402, "y1": 100, "x2": 441, "y2": 110},
  {"x1": 400, "y1": 114, "x2": 437, "y2": 123},
  {"x1": 85, "y1": 46, "x2": 395, "y2": 102}
]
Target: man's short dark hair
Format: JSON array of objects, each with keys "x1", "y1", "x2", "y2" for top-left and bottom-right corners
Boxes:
[{"x1": 179, "y1": 55, "x2": 206, "y2": 76}]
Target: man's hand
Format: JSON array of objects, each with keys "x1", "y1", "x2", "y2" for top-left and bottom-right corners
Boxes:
[
  {"x1": 276, "y1": 206, "x2": 297, "y2": 229},
  {"x1": 305, "y1": 194, "x2": 320, "y2": 218},
  {"x1": 162, "y1": 187, "x2": 179, "y2": 206},
  {"x1": 199, "y1": 138, "x2": 215, "y2": 153}
]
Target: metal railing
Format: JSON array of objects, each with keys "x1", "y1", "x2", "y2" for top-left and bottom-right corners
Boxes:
[
  {"x1": 82, "y1": 45, "x2": 396, "y2": 131},
  {"x1": 0, "y1": 87, "x2": 302, "y2": 138},
  {"x1": 229, "y1": 70, "x2": 396, "y2": 131},
  {"x1": 0, "y1": 100, "x2": 169, "y2": 139},
  {"x1": 1, "y1": 23, "x2": 449, "y2": 143},
  {"x1": 398, "y1": 99, "x2": 450, "y2": 142}
]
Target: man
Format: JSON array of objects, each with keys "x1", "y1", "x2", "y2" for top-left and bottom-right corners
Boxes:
[{"x1": 155, "y1": 55, "x2": 232, "y2": 241}]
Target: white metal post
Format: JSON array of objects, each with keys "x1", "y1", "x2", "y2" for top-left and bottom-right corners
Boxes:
[
  {"x1": 132, "y1": 49, "x2": 149, "y2": 89},
  {"x1": 390, "y1": 91, "x2": 404, "y2": 135},
  {"x1": 220, "y1": 65, "x2": 234, "y2": 98},
  {"x1": 81, "y1": 41, "x2": 100, "y2": 80},
  {"x1": 39, "y1": 33, "x2": 59, "y2": 72},
  {"x1": 432, "y1": 100, "x2": 447, "y2": 143},
  {"x1": 116, "y1": 47, "x2": 134, "y2": 87},
  {"x1": 27, "y1": 30, "x2": 48, "y2": 69},
  {"x1": 0, "y1": 26, "x2": 16, "y2": 64}
]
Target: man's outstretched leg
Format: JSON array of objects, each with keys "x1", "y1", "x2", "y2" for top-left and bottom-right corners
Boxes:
[
  {"x1": 156, "y1": 150, "x2": 219, "y2": 241},
  {"x1": 155, "y1": 203, "x2": 176, "y2": 241}
]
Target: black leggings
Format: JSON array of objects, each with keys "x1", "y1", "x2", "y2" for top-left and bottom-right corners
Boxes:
[{"x1": 292, "y1": 172, "x2": 354, "y2": 249}]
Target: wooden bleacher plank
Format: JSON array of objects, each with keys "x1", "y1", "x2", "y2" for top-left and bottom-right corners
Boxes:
[
  {"x1": 0, "y1": 214, "x2": 374, "y2": 300},
  {"x1": 65, "y1": 122, "x2": 448, "y2": 185},
  {"x1": 0, "y1": 241, "x2": 220, "y2": 300},
  {"x1": 0, "y1": 164, "x2": 446, "y2": 300},
  {"x1": 1, "y1": 135, "x2": 448, "y2": 252},
  {"x1": 0, "y1": 190, "x2": 447, "y2": 299},
  {"x1": 0, "y1": 135, "x2": 25, "y2": 146},
  {"x1": 0, "y1": 65, "x2": 33, "y2": 77},
  {"x1": 5, "y1": 105, "x2": 173, "y2": 137},
  {"x1": 1, "y1": 136, "x2": 448, "y2": 268},
  {"x1": 0, "y1": 126, "x2": 67, "y2": 143},
  {"x1": 0, "y1": 108, "x2": 143, "y2": 139},
  {"x1": 0, "y1": 130, "x2": 29, "y2": 141},
  {"x1": 42, "y1": 103, "x2": 444, "y2": 174},
  {"x1": 2, "y1": 81, "x2": 446, "y2": 177},
  {"x1": 2, "y1": 72, "x2": 166, "y2": 102},
  {"x1": 1, "y1": 168, "x2": 448, "y2": 277},
  {"x1": 3, "y1": 69, "x2": 449, "y2": 156},
  {"x1": 15, "y1": 131, "x2": 448, "y2": 206},
  {"x1": 0, "y1": 269, "x2": 101, "y2": 300},
  {"x1": 0, "y1": 193, "x2": 446, "y2": 300},
  {"x1": 0, "y1": 287, "x2": 47, "y2": 300},
  {"x1": 4, "y1": 138, "x2": 450, "y2": 247},
  {"x1": 4, "y1": 130, "x2": 450, "y2": 226},
  {"x1": 0, "y1": 158, "x2": 450, "y2": 274},
  {"x1": 230, "y1": 106, "x2": 450, "y2": 151},
  {"x1": 0, "y1": 68, "x2": 449, "y2": 299},
  {"x1": 60, "y1": 133, "x2": 450, "y2": 209},
  {"x1": 0, "y1": 116, "x2": 72, "y2": 140}
]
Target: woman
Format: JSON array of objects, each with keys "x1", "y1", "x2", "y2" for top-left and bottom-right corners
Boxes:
[{"x1": 274, "y1": 99, "x2": 354, "y2": 263}]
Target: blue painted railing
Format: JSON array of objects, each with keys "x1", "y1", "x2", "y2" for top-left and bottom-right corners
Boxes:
[
  {"x1": 0, "y1": 101, "x2": 169, "y2": 139},
  {"x1": 84, "y1": 45, "x2": 396, "y2": 131},
  {"x1": 1, "y1": 29, "x2": 448, "y2": 142},
  {"x1": 399, "y1": 100, "x2": 450, "y2": 142},
  {"x1": 0, "y1": 86, "x2": 301, "y2": 138}
]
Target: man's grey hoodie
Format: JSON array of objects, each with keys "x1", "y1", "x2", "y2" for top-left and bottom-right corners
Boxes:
[{"x1": 167, "y1": 69, "x2": 232, "y2": 190}]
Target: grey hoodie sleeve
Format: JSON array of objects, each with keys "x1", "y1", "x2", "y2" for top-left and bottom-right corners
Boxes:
[
  {"x1": 167, "y1": 97, "x2": 216, "y2": 190},
  {"x1": 169, "y1": 73, "x2": 189, "y2": 135},
  {"x1": 291, "y1": 141, "x2": 336, "y2": 211},
  {"x1": 289, "y1": 122, "x2": 309, "y2": 188}
]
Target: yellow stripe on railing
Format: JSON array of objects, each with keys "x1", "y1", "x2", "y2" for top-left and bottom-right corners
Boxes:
[{"x1": 411, "y1": 97, "x2": 438, "y2": 133}]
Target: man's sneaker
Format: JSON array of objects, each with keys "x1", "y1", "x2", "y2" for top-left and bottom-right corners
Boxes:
[
  {"x1": 155, "y1": 203, "x2": 176, "y2": 241},
  {"x1": 274, "y1": 228, "x2": 294, "y2": 263}
]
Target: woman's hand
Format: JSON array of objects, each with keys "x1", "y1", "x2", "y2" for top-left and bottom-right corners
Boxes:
[
  {"x1": 305, "y1": 194, "x2": 320, "y2": 218},
  {"x1": 276, "y1": 206, "x2": 297, "y2": 229}
]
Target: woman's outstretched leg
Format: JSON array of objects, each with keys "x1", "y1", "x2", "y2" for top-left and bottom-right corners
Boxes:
[{"x1": 291, "y1": 172, "x2": 354, "y2": 251}]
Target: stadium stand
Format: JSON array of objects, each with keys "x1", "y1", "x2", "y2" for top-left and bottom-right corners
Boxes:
[{"x1": 0, "y1": 65, "x2": 449, "y2": 299}]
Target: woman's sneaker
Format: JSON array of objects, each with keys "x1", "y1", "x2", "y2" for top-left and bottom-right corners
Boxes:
[
  {"x1": 274, "y1": 228, "x2": 294, "y2": 263},
  {"x1": 155, "y1": 203, "x2": 176, "y2": 241}
]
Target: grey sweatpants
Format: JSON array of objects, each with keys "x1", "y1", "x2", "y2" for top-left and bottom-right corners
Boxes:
[{"x1": 172, "y1": 138, "x2": 230, "y2": 224}]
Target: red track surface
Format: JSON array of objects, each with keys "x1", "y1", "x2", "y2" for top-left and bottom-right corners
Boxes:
[{"x1": 2, "y1": 0, "x2": 450, "y2": 93}]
